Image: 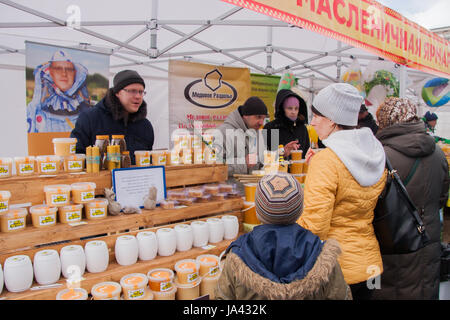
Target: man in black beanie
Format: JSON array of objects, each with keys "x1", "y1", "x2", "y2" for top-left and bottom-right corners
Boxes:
[
  {"x1": 71, "y1": 70, "x2": 154, "y2": 164},
  {"x1": 217, "y1": 96, "x2": 268, "y2": 176}
]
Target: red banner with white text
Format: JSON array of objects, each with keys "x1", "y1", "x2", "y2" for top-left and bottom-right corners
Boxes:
[{"x1": 222, "y1": 0, "x2": 450, "y2": 78}]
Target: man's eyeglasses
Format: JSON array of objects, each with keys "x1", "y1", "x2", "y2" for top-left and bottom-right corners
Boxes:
[
  {"x1": 122, "y1": 88, "x2": 147, "y2": 96},
  {"x1": 50, "y1": 66, "x2": 76, "y2": 73}
]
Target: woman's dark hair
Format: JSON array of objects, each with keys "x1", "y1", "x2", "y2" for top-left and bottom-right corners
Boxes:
[{"x1": 311, "y1": 105, "x2": 357, "y2": 130}]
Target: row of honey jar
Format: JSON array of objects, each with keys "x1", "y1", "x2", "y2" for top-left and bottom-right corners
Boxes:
[
  {"x1": 0, "y1": 244, "x2": 222, "y2": 300},
  {"x1": 0, "y1": 155, "x2": 90, "y2": 177}
]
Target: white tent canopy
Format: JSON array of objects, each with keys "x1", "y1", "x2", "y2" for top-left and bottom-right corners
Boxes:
[{"x1": 0, "y1": 0, "x2": 446, "y2": 157}]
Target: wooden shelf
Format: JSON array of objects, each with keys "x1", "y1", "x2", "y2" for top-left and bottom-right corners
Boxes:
[
  {"x1": 1, "y1": 163, "x2": 228, "y2": 206},
  {"x1": 0, "y1": 198, "x2": 243, "y2": 255},
  {"x1": 0, "y1": 212, "x2": 242, "y2": 300}
]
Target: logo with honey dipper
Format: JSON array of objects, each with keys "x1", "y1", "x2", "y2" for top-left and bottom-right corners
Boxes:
[
  {"x1": 41, "y1": 216, "x2": 55, "y2": 224},
  {"x1": 53, "y1": 195, "x2": 68, "y2": 204},
  {"x1": 129, "y1": 290, "x2": 145, "y2": 299},
  {"x1": 20, "y1": 164, "x2": 34, "y2": 173},
  {"x1": 0, "y1": 202, "x2": 7, "y2": 211},
  {"x1": 0, "y1": 167, "x2": 9, "y2": 174},
  {"x1": 91, "y1": 209, "x2": 105, "y2": 216},
  {"x1": 9, "y1": 219, "x2": 24, "y2": 229},
  {"x1": 67, "y1": 212, "x2": 80, "y2": 220}
]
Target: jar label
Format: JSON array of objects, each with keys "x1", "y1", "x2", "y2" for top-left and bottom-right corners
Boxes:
[
  {"x1": 65, "y1": 211, "x2": 81, "y2": 222},
  {"x1": 158, "y1": 155, "x2": 166, "y2": 165},
  {"x1": 0, "y1": 165, "x2": 10, "y2": 176},
  {"x1": 81, "y1": 191, "x2": 95, "y2": 202},
  {"x1": 8, "y1": 217, "x2": 25, "y2": 230},
  {"x1": 127, "y1": 288, "x2": 145, "y2": 300},
  {"x1": 140, "y1": 157, "x2": 150, "y2": 166},
  {"x1": 19, "y1": 163, "x2": 34, "y2": 174},
  {"x1": 90, "y1": 207, "x2": 105, "y2": 218},
  {"x1": 187, "y1": 272, "x2": 199, "y2": 283},
  {"x1": 160, "y1": 281, "x2": 172, "y2": 292},
  {"x1": 39, "y1": 214, "x2": 55, "y2": 225},
  {"x1": 0, "y1": 200, "x2": 8, "y2": 212},
  {"x1": 209, "y1": 266, "x2": 219, "y2": 276},
  {"x1": 68, "y1": 160, "x2": 83, "y2": 171},
  {"x1": 41, "y1": 162, "x2": 57, "y2": 173},
  {"x1": 70, "y1": 144, "x2": 76, "y2": 154},
  {"x1": 51, "y1": 194, "x2": 68, "y2": 205}
]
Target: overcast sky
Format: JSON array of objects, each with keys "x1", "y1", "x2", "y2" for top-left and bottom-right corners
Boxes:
[{"x1": 377, "y1": 0, "x2": 449, "y2": 29}]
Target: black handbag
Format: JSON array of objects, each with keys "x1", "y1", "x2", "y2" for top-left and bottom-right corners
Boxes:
[{"x1": 373, "y1": 157, "x2": 430, "y2": 254}]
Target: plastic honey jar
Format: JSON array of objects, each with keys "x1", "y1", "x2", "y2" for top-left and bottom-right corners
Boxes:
[
  {"x1": 56, "y1": 288, "x2": 88, "y2": 300},
  {"x1": 44, "y1": 184, "x2": 71, "y2": 207},
  {"x1": 243, "y1": 201, "x2": 260, "y2": 225},
  {"x1": 174, "y1": 259, "x2": 200, "y2": 285},
  {"x1": 290, "y1": 150, "x2": 303, "y2": 160},
  {"x1": 147, "y1": 268, "x2": 175, "y2": 293},
  {"x1": 174, "y1": 276, "x2": 201, "y2": 300},
  {"x1": 135, "y1": 150, "x2": 151, "y2": 167},
  {"x1": 29, "y1": 205, "x2": 57, "y2": 228},
  {"x1": 0, "y1": 190, "x2": 11, "y2": 213},
  {"x1": 58, "y1": 203, "x2": 83, "y2": 224},
  {"x1": 0, "y1": 157, "x2": 13, "y2": 178},
  {"x1": 63, "y1": 154, "x2": 86, "y2": 173},
  {"x1": 84, "y1": 198, "x2": 108, "y2": 220},
  {"x1": 14, "y1": 156, "x2": 36, "y2": 176},
  {"x1": 120, "y1": 273, "x2": 148, "y2": 300},
  {"x1": 290, "y1": 160, "x2": 305, "y2": 174},
  {"x1": 0, "y1": 207, "x2": 27, "y2": 233},
  {"x1": 243, "y1": 183, "x2": 257, "y2": 202},
  {"x1": 36, "y1": 155, "x2": 61, "y2": 175},
  {"x1": 200, "y1": 273, "x2": 220, "y2": 300},
  {"x1": 151, "y1": 286, "x2": 177, "y2": 300},
  {"x1": 196, "y1": 254, "x2": 220, "y2": 278},
  {"x1": 170, "y1": 149, "x2": 181, "y2": 165},
  {"x1": 53, "y1": 138, "x2": 77, "y2": 156},
  {"x1": 151, "y1": 150, "x2": 167, "y2": 166},
  {"x1": 71, "y1": 182, "x2": 96, "y2": 204},
  {"x1": 91, "y1": 281, "x2": 122, "y2": 300}
]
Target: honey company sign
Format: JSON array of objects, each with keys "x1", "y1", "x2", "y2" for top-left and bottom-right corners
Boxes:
[{"x1": 169, "y1": 60, "x2": 250, "y2": 134}]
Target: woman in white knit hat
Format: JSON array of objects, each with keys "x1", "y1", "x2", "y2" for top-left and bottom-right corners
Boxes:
[{"x1": 297, "y1": 83, "x2": 387, "y2": 300}]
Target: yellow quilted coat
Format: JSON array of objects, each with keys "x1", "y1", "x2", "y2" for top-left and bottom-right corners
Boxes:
[{"x1": 298, "y1": 148, "x2": 387, "y2": 285}]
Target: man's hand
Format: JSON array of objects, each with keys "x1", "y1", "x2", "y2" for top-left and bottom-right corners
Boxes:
[
  {"x1": 284, "y1": 140, "x2": 300, "y2": 157},
  {"x1": 305, "y1": 147, "x2": 316, "y2": 164}
]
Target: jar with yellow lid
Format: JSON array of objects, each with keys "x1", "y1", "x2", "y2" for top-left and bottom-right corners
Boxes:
[
  {"x1": 0, "y1": 190, "x2": 11, "y2": 213},
  {"x1": 36, "y1": 155, "x2": 61, "y2": 175},
  {"x1": 29, "y1": 205, "x2": 57, "y2": 228},
  {"x1": 56, "y1": 288, "x2": 88, "y2": 300},
  {"x1": 91, "y1": 281, "x2": 122, "y2": 300},
  {"x1": 52, "y1": 138, "x2": 77, "y2": 156},
  {"x1": 94, "y1": 135, "x2": 110, "y2": 170},
  {"x1": 0, "y1": 157, "x2": 13, "y2": 178},
  {"x1": 70, "y1": 182, "x2": 96, "y2": 204},
  {"x1": 44, "y1": 184, "x2": 71, "y2": 207},
  {"x1": 63, "y1": 154, "x2": 86, "y2": 173},
  {"x1": 0, "y1": 207, "x2": 27, "y2": 233},
  {"x1": 14, "y1": 156, "x2": 36, "y2": 176},
  {"x1": 111, "y1": 135, "x2": 127, "y2": 154},
  {"x1": 84, "y1": 198, "x2": 108, "y2": 220},
  {"x1": 58, "y1": 203, "x2": 83, "y2": 224}
]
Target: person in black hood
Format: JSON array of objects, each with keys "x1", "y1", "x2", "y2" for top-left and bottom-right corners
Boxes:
[
  {"x1": 357, "y1": 104, "x2": 378, "y2": 135},
  {"x1": 263, "y1": 89, "x2": 310, "y2": 158},
  {"x1": 71, "y1": 70, "x2": 154, "y2": 165}
]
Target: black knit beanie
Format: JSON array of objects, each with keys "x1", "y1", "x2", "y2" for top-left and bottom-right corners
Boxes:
[
  {"x1": 239, "y1": 96, "x2": 268, "y2": 116},
  {"x1": 113, "y1": 70, "x2": 145, "y2": 93}
]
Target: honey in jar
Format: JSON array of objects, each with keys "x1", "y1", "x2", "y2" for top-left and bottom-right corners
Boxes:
[
  {"x1": 0, "y1": 190, "x2": 11, "y2": 213},
  {"x1": 71, "y1": 182, "x2": 96, "y2": 204},
  {"x1": 53, "y1": 138, "x2": 77, "y2": 156},
  {"x1": 0, "y1": 157, "x2": 13, "y2": 178},
  {"x1": 84, "y1": 198, "x2": 108, "y2": 220},
  {"x1": 14, "y1": 156, "x2": 36, "y2": 176},
  {"x1": 135, "y1": 150, "x2": 151, "y2": 167},
  {"x1": 58, "y1": 203, "x2": 83, "y2": 224},
  {"x1": 29, "y1": 205, "x2": 57, "y2": 228},
  {"x1": 36, "y1": 155, "x2": 61, "y2": 175},
  {"x1": 44, "y1": 184, "x2": 71, "y2": 207},
  {"x1": 0, "y1": 207, "x2": 27, "y2": 233},
  {"x1": 151, "y1": 150, "x2": 167, "y2": 166},
  {"x1": 91, "y1": 281, "x2": 122, "y2": 300},
  {"x1": 174, "y1": 259, "x2": 200, "y2": 285},
  {"x1": 120, "y1": 273, "x2": 148, "y2": 300},
  {"x1": 63, "y1": 154, "x2": 86, "y2": 173}
]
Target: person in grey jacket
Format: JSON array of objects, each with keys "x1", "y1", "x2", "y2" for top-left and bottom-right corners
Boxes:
[
  {"x1": 216, "y1": 96, "x2": 268, "y2": 176},
  {"x1": 373, "y1": 97, "x2": 450, "y2": 300}
]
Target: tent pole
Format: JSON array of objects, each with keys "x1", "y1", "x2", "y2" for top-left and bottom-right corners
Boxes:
[
  {"x1": 266, "y1": 16, "x2": 273, "y2": 74},
  {"x1": 149, "y1": 0, "x2": 159, "y2": 58},
  {"x1": 399, "y1": 65, "x2": 407, "y2": 98},
  {"x1": 336, "y1": 41, "x2": 342, "y2": 82}
]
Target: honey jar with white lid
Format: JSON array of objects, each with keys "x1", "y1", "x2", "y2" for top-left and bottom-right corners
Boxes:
[
  {"x1": 120, "y1": 273, "x2": 149, "y2": 300},
  {"x1": 0, "y1": 157, "x2": 13, "y2": 178},
  {"x1": 36, "y1": 155, "x2": 61, "y2": 175},
  {"x1": 84, "y1": 198, "x2": 108, "y2": 220},
  {"x1": 29, "y1": 205, "x2": 57, "y2": 228},
  {"x1": 0, "y1": 190, "x2": 11, "y2": 213},
  {"x1": 14, "y1": 156, "x2": 36, "y2": 176},
  {"x1": 63, "y1": 154, "x2": 86, "y2": 173},
  {"x1": 56, "y1": 288, "x2": 88, "y2": 300},
  {"x1": 91, "y1": 281, "x2": 122, "y2": 300},
  {"x1": 0, "y1": 207, "x2": 27, "y2": 233},
  {"x1": 53, "y1": 138, "x2": 77, "y2": 156},
  {"x1": 44, "y1": 184, "x2": 71, "y2": 207},
  {"x1": 58, "y1": 203, "x2": 83, "y2": 224},
  {"x1": 70, "y1": 182, "x2": 96, "y2": 204}
]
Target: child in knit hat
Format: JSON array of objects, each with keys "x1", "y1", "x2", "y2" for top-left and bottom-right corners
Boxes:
[{"x1": 215, "y1": 172, "x2": 350, "y2": 300}]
